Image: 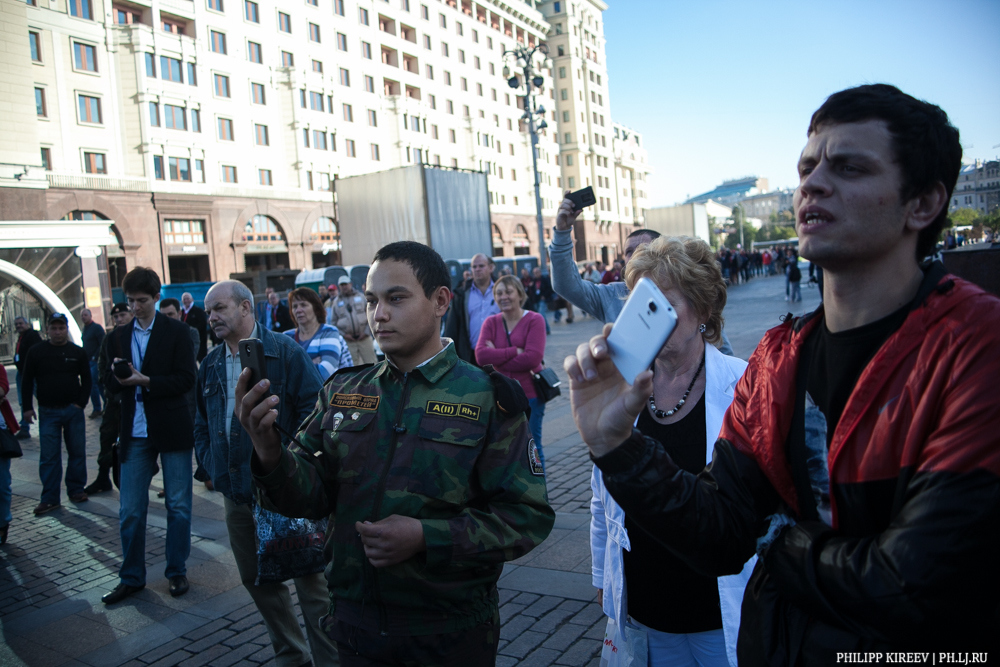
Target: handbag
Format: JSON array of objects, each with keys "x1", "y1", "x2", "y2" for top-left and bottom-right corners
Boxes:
[
  {"x1": 253, "y1": 502, "x2": 328, "y2": 585},
  {"x1": 500, "y1": 316, "x2": 561, "y2": 404},
  {"x1": 0, "y1": 426, "x2": 22, "y2": 458},
  {"x1": 600, "y1": 617, "x2": 648, "y2": 667}
]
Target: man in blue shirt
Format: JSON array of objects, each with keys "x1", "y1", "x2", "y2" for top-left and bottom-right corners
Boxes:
[{"x1": 444, "y1": 253, "x2": 499, "y2": 362}]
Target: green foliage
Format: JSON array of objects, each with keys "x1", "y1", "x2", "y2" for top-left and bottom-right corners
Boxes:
[
  {"x1": 757, "y1": 225, "x2": 797, "y2": 243},
  {"x1": 947, "y1": 208, "x2": 979, "y2": 229},
  {"x1": 724, "y1": 222, "x2": 757, "y2": 249}
]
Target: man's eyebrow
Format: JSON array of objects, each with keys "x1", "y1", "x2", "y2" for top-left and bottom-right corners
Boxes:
[{"x1": 366, "y1": 286, "x2": 412, "y2": 297}]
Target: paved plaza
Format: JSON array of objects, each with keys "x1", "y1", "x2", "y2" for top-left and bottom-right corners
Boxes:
[{"x1": 0, "y1": 272, "x2": 821, "y2": 667}]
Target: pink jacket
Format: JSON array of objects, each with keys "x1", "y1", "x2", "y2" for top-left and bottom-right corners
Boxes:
[{"x1": 474, "y1": 311, "x2": 546, "y2": 399}]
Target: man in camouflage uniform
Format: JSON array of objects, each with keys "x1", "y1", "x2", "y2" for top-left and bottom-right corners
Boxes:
[{"x1": 238, "y1": 241, "x2": 554, "y2": 667}]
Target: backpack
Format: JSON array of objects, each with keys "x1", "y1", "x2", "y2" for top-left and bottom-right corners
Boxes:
[{"x1": 788, "y1": 263, "x2": 802, "y2": 282}]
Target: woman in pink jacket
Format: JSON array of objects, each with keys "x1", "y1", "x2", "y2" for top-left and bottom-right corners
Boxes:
[{"x1": 475, "y1": 275, "x2": 549, "y2": 469}]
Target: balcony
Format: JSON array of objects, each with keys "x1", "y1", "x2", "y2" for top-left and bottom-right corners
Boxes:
[
  {"x1": 381, "y1": 46, "x2": 399, "y2": 67},
  {"x1": 378, "y1": 15, "x2": 396, "y2": 36}
]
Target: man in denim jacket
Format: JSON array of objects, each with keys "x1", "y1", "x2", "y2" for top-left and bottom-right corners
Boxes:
[{"x1": 194, "y1": 280, "x2": 338, "y2": 667}]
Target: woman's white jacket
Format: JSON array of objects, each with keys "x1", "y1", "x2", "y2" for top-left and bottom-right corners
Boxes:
[{"x1": 590, "y1": 342, "x2": 756, "y2": 667}]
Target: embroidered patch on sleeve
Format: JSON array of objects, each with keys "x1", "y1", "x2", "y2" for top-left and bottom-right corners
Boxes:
[
  {"x1": 329, "y1": 393, "x2": 380, "y2": 411},
  {"x1": 426, "y1": 401, "x2": 481, "y2": 421},
  {"x1": 527, "y1": 439, "x2": 544, "y2": 476}
]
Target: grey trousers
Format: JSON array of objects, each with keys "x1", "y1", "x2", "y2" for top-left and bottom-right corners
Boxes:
[
  {"x1": 224, "y1": 496, "x2": 339, "y2": 666},
  {"x1": 345, "y1": 338, "x2": 377, "y2": 365}
]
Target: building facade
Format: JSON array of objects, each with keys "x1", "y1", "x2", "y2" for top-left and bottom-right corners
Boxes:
[
  {"x1": 2, "y1": 0, "x2": 650, "y2": 295},
  {"x1": 950, "y1": 159, "x2": 1000, "y2": 215}
]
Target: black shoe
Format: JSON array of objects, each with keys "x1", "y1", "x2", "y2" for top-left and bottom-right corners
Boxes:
[
  {"x1": 0, "y1": 524, "x2": 8, "y2": 545},
  {"x1": 102, "y1": 582, "x2": 145, "y2": 604},
  {"x1": 16, "y1": 431, "x2": 30, "y2": 440},
  {"x1": 84, "y1": 476, "x2": 112, "y2": 495},
  {"x1": 168, "y1": 575, "x2": 189, "y2": 597}
]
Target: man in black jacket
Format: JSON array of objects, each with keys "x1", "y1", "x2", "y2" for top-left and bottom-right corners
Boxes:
[
  {"x1": 101, "y1": 268, "x2": 197, "y2": 604},
  {"x1": 13, "y1": 316, "x2": 42, "y2": 439},
  {"x1": 20, "y1": 313, "x2": 91, "y2": 515},
  {"x1": 86, "y1": 303, "x2": 132, "y2": 495},
  {"x1": 180, "y1": 292, "x2": 208, "y2": 361}
]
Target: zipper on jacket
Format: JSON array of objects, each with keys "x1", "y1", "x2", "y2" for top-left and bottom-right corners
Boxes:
[{"x1": 367, "y1": 370, "x2": 410, "y2": 636}]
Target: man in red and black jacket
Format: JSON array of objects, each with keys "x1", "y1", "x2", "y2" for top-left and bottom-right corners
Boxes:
[{"x1": 565, "y1": 85, "x2": 1000, "y2": 663}]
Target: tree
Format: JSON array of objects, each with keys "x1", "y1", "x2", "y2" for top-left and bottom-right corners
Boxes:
[
  {"x1": 757, "y1": 224, "x2": 796, "y2": 243},
  {"x1": 724, "y1": 222, "x2": 757, "y2": 250},
  {"x1": 947, "y1": 208, "x2": 979, "y2": 229}
]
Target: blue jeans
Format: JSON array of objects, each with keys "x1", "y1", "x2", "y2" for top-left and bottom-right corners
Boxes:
[
  {"x1": 38, "y1": 405, "x2": 87, "y2": 504},
  {"x1": 0, "y1": 454, "x2": 11, "y2": 528},
  {"x1": 88, "y1": 361, "x2": 103, "y2": 412},
  {"x1": 535, "y1": 301, "x2": 551, "y2": 334},
  {"x1": 636, "y1": 619, "x2": 728, "y2": 667},
  {"x1": 118, "y1": 438, "x2": 192, "y2": 586},
  {"x1": 528, "y1": 397, "x2": 545, "y2": 472}
]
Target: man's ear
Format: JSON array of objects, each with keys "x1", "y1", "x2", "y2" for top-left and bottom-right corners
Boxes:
[
  {"x1": 432, "y1": 286, "x2": 452, "y2": 318},
  {"x1": 905, "y1": 181, "x2": 948, "y2": 233}
]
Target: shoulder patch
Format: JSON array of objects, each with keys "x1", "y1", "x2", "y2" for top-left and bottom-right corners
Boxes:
[
  {"x1": 527, "y1": 439, "x2": 544, "y2": 476},
  {"x1": 330, "y1": 393, "x2": 380, "y2": 411}
]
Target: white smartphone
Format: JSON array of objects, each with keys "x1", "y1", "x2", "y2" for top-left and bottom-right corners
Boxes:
[{"x1": 606, "y1": 277, "x2": 678, "y2": 384}]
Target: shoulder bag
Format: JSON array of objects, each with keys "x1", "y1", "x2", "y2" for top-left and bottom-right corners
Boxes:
[{"x1": 502, "y1": 314, "x2": 561, "y2": 403}]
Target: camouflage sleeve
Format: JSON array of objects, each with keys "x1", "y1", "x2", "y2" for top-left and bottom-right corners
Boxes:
[
  {"x1": 252, "y1": 393, "x2": 339, "y2": 520},
  {"x1": 420, "y1": 410, "x2": 555, "y2": 567}
]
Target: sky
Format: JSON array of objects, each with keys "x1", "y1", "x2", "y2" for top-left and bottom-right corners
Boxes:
[{"x1": 601, "y1": 0, "x2": 1000, "y2": 207}]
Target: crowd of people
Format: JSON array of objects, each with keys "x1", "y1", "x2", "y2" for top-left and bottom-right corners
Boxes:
[{"x1": 1, "y1": 84, "x2": 998, "y2": 666}]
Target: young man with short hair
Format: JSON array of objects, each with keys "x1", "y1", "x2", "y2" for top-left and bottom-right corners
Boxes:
[
  {"x1": 567, "y1": 84, "x2": 1000, "y2": 659},
  {"x1": 20, "y1": 313, "x2": 92, "y2": 515},
  {"x1": 102, "y1": 268, "x2": 197, "y2": 604},
  {"x1": 239, "y1": 241, "x2": 554, "y2": 666}
]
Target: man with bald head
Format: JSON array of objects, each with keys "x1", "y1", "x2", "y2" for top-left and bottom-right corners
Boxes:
[
  {"x1": 180, "y1": 292, "x2": 208, "y2": 361},
  {"x1": 194, "y1": 281, "x2": 335, "y2": 666},
  {"x1": 444, "y1": 252, "x2": 499, "y2": 362}
]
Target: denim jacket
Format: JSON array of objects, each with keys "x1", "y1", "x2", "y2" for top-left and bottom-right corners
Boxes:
[
  {"x1": 590, "y1": 342, "x2": 756, "y2": 667},
  {"x1": 194, "y1": 326, "x2": 323, "y2": 504}
]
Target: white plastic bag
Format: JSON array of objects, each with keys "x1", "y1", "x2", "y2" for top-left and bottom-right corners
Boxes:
[{"x1": 600, "y1": 617, "x2": 648, "y2": 667}]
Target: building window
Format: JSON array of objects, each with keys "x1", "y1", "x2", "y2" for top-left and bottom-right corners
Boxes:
[
  {"x1": 431, "y1": 124, "x2": 438, "y2": 139},
  {"x1": 359, "y1": 7, "x2": 369, "y2": 25},
  {"x1": 165, "y1": 104, "x2": 186, "y2": 129},
  {"x1": 458, "y1": 49, "x2": 465, "y2": 63},
  {"x1": 164, "y1": 220, "x2": 206, "y2": 244},
  {"x1": 221, "y1": 165, "x2": 237, "y2": 182},
  {"x1": 148, "y1": 101, "x2": 159, "y2": 126},
  {"x1": 244, "y1": 0, "x2": 259, "y2": 22},
  {"x1": 313, "y1": 130, "x2": 327, "y2": 150},
  {"x1": 449, "y1": 128, "x2": 456, "y2": 143},
  {"x1": 214, "y1": 73, "x2": 230, "y2": 97},
  {"x1": 35, "y1": 88, "x2": 47, "y2": 117},
  {"x1": 421, "y1": 4, "x2": 428, "y2": 19},
  {"x1": 281, "y1": 51, "x2": 293, "y2": 67},
  {"x1": 423, "y1": 34, "x2": 431, "y2": 50},
  {"x1": 114, "y1": 6, "x2": 141, "y2": 23},
  {"x1": 441, "y1": 42, "x2": 449, "y2": 57},
  {"x1": 84, "y1": 152, "x2": 106, "y2": 174},
  {"x1": 362, "y1": 41, "x2": 372, "y2": 59},
  {"x1": 428, "y1": 94, "x2": 436, "y2": 109},
  {"x1": 169, "y1": 157, "x2": 191, "y2": 181},
  {"x1": 367, "y1": 109, "x2": 377, "y2": 126},
  {"x1": 162, "y1": 18, "x2": 184, "y2": 34},
  {"x1": 345, "y1": 139, "x2": 356, "y2": 157},
  {"x1": 248, "y1": 41, "x2": 262, "y2": 63},
  {"x1": 254, "y1": 123, "x2": 269, "y2": 145},
  {"x1": 364, "y1": 75, "x2": 374, "y2": 92},
  {"x1": 334, "y1": 0, "x2": 344, "y2": 16},
  {"x1": 210, "y1": 30, "x2": 227, "y2": 54},
  {"x1": 208, "y1": 0, "x2": 223, "y2": 11},
  {"x1": 153, "y1": 155, "x2": 164, "y2": 179},
  {"x1": 337, "y1": 32, "x2": 348, "y2": 51},
  {"x1": 306, "y1": 0, "x2": 317, "y2": 5},
  {"x1": 252, "y1": 82, "x2": 266, "y2": 104},
  {"x1": 439, "y1": 13, "x2": 446, "y2": 28},
  {"x1": 218, "y1": 117, "x2": 234, "y2": 140},
  {"x1": 78, "y1": 94, "x2": 102, "y2": 123},
  {"x1": 340, "y1": 68, "x2": 350, "y2": 86},
  {"x1": 446, "y1": 100, "x2": 454, "y2": 114},
  {"x1": 259, "y1": 169, "x2": 272, "y2": 185},
  {"x1": 29, "y1": 32, "x2": 42, "y2": 62},
  {"x1": 157, "y1": 56, "x2": 181, "y2": 82},
  {"x1": 190, "y1": 108, "x2": 201, "y2": 132},
  {"x1": 309, "y1": 91, "x2": 324, "y2": 111},
  {"x1": 371, "y1": 143, "x2": 380, "y2": 161},
  {"x1": 187, "y1": 62, "x2": 197, "y2": 85},
  {"x1": 69, "y1": 0, "x2": 93, "y2": 20},
  {"x1": 312, "y1": 59, "x2": 323, "y2": 73},
  {"x1": 278, "y1": 11, "x2": 291, "y2": 32},
  {"x1": 342, "y1": 103, "x2": 353, "y2": 122},
  {"x1": 309, "y1": 23, "x2": 320, "y2": 42},
  {"x1": 40, "y1": 147, "x2": 51, "y2": 170}
]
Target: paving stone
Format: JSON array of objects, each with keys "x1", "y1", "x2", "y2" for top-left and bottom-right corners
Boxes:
[
  {"x1": 182, "y1": 617, "x2": 230, "y2": 642},
  {"x1": 136, "y1": 637, "x2": 189, "y2": 664},
  {"x1": 146, "y1": 650, "x2": 195, "y2": 667},
  {"x1": 567, "y1": 604, "x2": 605, "y2": 626},
  {"x1": 499, "y1": 602, "x2": 527, "y2": 620},
  {"x1": 512, "y1": 592, "x2": 540, "y2": 606},
  {"x1": 520, "y1": 647, "x2": 561, "y2": 666},
  {"x1": 541, "y1": 622, "x2": 587, "y2": 651},
  {"x1": 222, "y1": 623, "x2": 270, "y2": 648},
  {"x1": 499, "y1": 613, "x2": 535, "y2": 642},
  {"x1": 583, "y1": 620, "x2": 607, "y2": 641},
  {"x1": 185, "y1": 629, "x2": 236, "y2": 654},
  {"x1": 209, "y1": 642, "x2": 265, "y2": 667},
  {"x1": 495, "y1": 656, "x2": 519, "y2": 667},
  {"x1": 498, "y1": 630, "x2": 547, "y2": 659},
  {"x1": 177, "y1": 643, "x2": 231, "y2": 667},
  {"x1": 554, "y1": 638, "x2": 602, "y2": 667}
]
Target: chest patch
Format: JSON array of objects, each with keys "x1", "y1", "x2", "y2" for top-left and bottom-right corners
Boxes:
[
  {"x1": 329, "y1": 393, "x2": 380, "y2": 411},
  {"x1": 426, "y1": 400, "x2": 481, "y2": 421}
]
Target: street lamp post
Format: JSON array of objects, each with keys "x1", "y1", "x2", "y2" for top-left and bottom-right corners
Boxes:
[{"x1": 503, "y1": 43, "x2": 550, "y2": 273}]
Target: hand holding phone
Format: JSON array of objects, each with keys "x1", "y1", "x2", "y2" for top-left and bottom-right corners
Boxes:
[
  {"x1": 238, "y1": 339, "x2": 268, "y2": 387},
  {"x1": 566, "y1": 186, "x2": 596, "y2": 211},
  {"x1": 606, "y1": 277, "x2": 678, "y2": 384}
]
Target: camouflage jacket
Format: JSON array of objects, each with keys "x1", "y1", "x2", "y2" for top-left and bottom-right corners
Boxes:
[{"x1": 252, "y1": 341, "x2": 554, "y2": 635}]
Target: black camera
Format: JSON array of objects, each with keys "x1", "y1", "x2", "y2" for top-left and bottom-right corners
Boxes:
[{"x1": 113, "y1": 359, "x2": 132, "y2": 379}]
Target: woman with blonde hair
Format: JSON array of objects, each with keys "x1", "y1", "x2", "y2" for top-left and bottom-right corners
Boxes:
[
  {"x1": 475, "y1": 275, "x2": 549, "y2": 468},
  {"x1": 590, "y1": 236, "x2": 755, "y2": 666}
]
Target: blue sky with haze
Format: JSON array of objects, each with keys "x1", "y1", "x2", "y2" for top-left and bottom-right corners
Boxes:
[{"x1": 601, "y1": 0, "x2": 1000, "y2": 207}]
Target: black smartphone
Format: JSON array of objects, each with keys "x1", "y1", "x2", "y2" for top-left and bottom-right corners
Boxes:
[
  {"x1": 238, "y1": 338, "x2": 268, "y2": 386},
  {"x1": 113, "y1": 359, "x2": 132, "y2": 379},
  {"x1": 566, "y1": 186, "x2": 596, "y2": 211}
]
